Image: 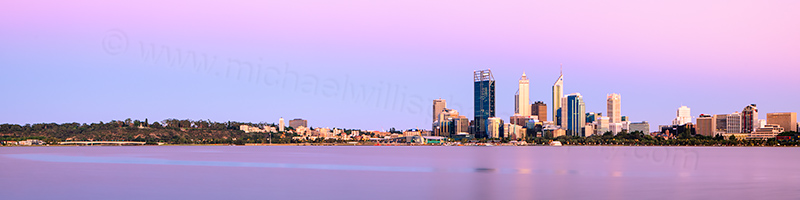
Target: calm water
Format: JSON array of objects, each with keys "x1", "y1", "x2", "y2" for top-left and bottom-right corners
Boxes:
[{"x1": 1, "y1": 146, "x2": 799, "y2": 200}]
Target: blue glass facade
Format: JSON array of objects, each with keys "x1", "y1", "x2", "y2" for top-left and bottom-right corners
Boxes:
[
  {"x1": 565, "y1": 94, "x2": 586, "y2": 137},
  {"x1": 474, "y1": 70, "x2": 495, "y2": 138}
]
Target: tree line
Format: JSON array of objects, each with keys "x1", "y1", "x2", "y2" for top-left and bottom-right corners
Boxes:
[{"x1": 0, "y1": 119, "x2": 292, "y2": 145}]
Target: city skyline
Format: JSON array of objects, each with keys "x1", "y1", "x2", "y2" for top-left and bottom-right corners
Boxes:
[{"x1": 1, "y1": 1, "x2": 799, "y2": 132}]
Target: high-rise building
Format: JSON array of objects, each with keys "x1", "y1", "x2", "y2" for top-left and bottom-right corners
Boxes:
[
  {"x1": 714, "y1": 114, "x2": 729, "y2": 135},
  {"x1": 727, "y1": 112, "x2": 742, "y2": 134},
  {"x1": 433, "y1": 99, "x2": 447, "y2": 123},
  {"x1": 767, "y1": 112, "x2": 798, "y2": 132},
  {"x1": 673, "y1": 106, "x2": 692, "y2": 125},
  {"x1": 289, "y1": 118, "x2": 308, "y2": 129},
  {"x1": 474, "y1": 69, "x2": 496, "y2": 138},
  {"x1": 696, "y1": 114, "x2": 715, "y2": 136},
  {"x1": 629, "y1": 121, "x2": 650, "y2": 133},
  {"x1": 487, "y1": 117, "x2": 503, "y2": 139},
  {"x1": 516, "y1": 72, "x2": 531, "y2": 116},
  {"x1": 453, "y1": 116, "x2": 470, "y2": 135},
  {"x1": 597, "y1": 117, "x2": 610, "y2": 135},
  {"x1": 586, "y1": 112, "x2": 601, "y2": 124},
  {"x1": 278, "y1": 118, "x2": 285, "y2": 132},
  {"x1": 742, "y1": 104, "x2": 758, "y2": 133},
  {"x1": 564, "y1": 93, "x2": 586, "y2": 137},
  {"x1": 531, "y1": 101, "x2": 548, "y2": 122},
  {"x1": 434, "y1": 108, "x2": 470, "y2": 137},
  {"x1": 552, "y1": 68, "x2": 563, "y2": 125},
  {"x1": 607, "y1": 94, "x2": 621, "y2": 123}
]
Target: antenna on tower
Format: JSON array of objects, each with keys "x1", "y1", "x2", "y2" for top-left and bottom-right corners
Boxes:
[{"x1": 560, "y1": 63, "x2": 563, "y2": 75}]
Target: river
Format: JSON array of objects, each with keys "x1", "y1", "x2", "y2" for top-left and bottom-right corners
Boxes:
[{"x1": 1, "y1": 146, "x2": 798, "y2": 199}]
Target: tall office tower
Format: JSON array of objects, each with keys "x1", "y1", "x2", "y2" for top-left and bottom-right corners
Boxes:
[
  {"x1": 741, "y1": 104, "x2": 758, "y2": 133},
  {"x1": 767, "y1": 112, "x2": 798, "y2": 132},
  {"x1": 696, "y1": 114, "x2": 715, "y2": 136},
  {"x1": 564, "y1": 93, "x2": 586, "y2": 137},
  {"x1": 607, "y1": 94, "x2": 621, "y2": 123},
  {"x1": 433, "y1": 99, "x2": 447, "y2": 124},
  {"x1": 474, "y1": 69, "x2": 496, "y2": 138},
  {"x1": 672, "y1": 106, "x2": 692, "y2": 125},
  {"x1": 516, "y1": 72, "x2": 531, "y2": 116},
  {"x1": 531, "y1": 101, "x2": 548, "y2": 122},
  {"x1": 552, "y1": 69, "x2": 564, "y2": 125},
  {"x1": 727, "y1": 112, "x2": 742, "y2": 134},
  {"x1": 279, "y1": 118, "x2": 285, "y2": 132}
]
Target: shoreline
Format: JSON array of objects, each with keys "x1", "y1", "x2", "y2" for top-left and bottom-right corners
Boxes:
[{"x1": 3, "y1": 143, "x2": 799, "y2": 147}]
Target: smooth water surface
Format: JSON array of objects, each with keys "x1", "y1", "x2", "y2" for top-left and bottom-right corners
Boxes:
[{"x1": 1, "y1": 146, "x2": 798, "y2": 200}]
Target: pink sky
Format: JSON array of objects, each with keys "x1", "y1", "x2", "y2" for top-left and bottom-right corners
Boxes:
[{"x1": 1, "y1": 0, "x2": 799, "y2": 130}]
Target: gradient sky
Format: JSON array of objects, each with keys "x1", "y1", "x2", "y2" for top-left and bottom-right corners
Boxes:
[{"x1": 1, "y1": 0, "x2": 799, "y2": 131}]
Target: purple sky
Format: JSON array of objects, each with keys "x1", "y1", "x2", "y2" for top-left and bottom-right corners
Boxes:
[{"x1": 1, "y1": 0, "x2": 799, "y2": 131}]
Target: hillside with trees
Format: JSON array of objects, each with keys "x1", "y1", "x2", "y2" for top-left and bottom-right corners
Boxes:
[{"x1": 0, "y1": 119, "x2": 292, "y2": 145}]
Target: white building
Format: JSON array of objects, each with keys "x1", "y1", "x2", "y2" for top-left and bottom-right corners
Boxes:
[
  {"x1": 552, "y1": 70, "x2": 563, "y2": 125},
  {"x1": 279, "y1": 118, "x2": 285, "y2": 132},
  {"x1": 610, "y1": 123, "x2": 623, "y2": 135},
  {"x1": 727, "y1": 112, "x2": 742, "y2": 134},
  {"x1": 516, "y1": 72, "x2": 531, "y2": 116},
  {"x1": 240, "y1": 125, "x2": 266, "y2": 133},
  {"x1": 295, "y1": 126, "x2": 308, "y2": 136},
  {"x1": 607, "y1": 94, "x2": 621, "y2": 123},
  {"x1": 673, "y1": 106, "x2": 692, "y2": 125},
  {"x1": 758, "y1": 119, "x2": 767, "y2": 128}
]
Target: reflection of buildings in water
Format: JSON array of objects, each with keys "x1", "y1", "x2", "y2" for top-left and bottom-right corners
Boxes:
[{"x1": 471, "y1": 149, "x2": 496, "y2": 200}]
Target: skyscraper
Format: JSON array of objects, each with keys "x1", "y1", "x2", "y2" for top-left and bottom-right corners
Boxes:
[
  {"x1": 564, "y1": 93, "x2": 586, "y2": 137},
  {"x1": 474, "y1": 69, "x2": 495, "y2": 138},
  {"x1": 433, "y1": 99, "x2": 447, "y2": 123},
  {"x1": 531, "y1": 101, "x2": 548, "y2": 122},
  {"x1": 552, "y1": 68, "x2": 563, "y2": 125},
  {"x1": 741, "y1": 104, "x2": 758, "y2": 133},
  {"x1": 516, "y1": 72, "x2": 531, "y2": 116},
  {"x1": 607, "y1": 94, "x2": 621, "y2": 123},
  {"x1": 673, "y1": 106, "x2": 691, "y2": 125}
]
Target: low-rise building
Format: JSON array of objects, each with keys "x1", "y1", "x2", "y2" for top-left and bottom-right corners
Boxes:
[
  {"x1": 504, "y1": 123, "x2": 525, "y2": 139},
  {"x1": 749, "y1": 124, "x2": 784, "y2": 140},
  {"x1": 240, "y1": 125, "x2": 266, "y2": 133},
  {"x1": 629, "y1": 121, "x2": 650, "y2": 134}
]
